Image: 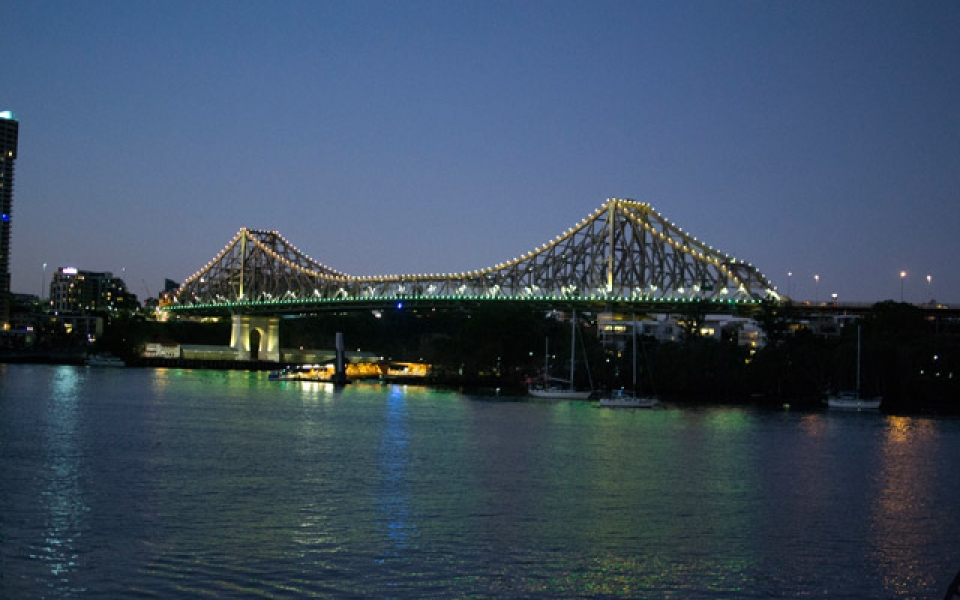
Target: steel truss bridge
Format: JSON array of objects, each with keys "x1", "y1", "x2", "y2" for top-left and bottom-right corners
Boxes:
[{"x1": 166, "y1": 198, "x2": 780, "y2": 315}]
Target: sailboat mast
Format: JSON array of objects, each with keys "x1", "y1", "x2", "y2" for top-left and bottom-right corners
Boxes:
[
  {"x1": 544, "y1": 337, "x2": 549, "y2": 385},
  {"x1": 632, "y1": 313, "x2": 637, "y2": 392},
  {"x1": 570, "y1": 309, "x2": 577, "y2": 391},
  {"x1": 856, "y1": 324, "x2": 862, "y2": 394}
]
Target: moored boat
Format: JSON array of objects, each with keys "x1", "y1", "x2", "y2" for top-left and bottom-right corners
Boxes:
[
  {"x1": 825, "y1": 325, "x2": 882, "y2": 410},
  {"x1": 825, "y1": 392, "x2": 881, "y2": 410},
  {"x1": 85, "y1": 353, "x2": 126, "y2": 367},
  {"x1": 269, "y1": 364, "x2": 334, "y2": 381},
  {"x1": 529, "y1": 386, "x2": 593, "y2": 400},
  {"x1": 599, "y1": 312, "x2": 658, "y2": 409},
  {"x1": 528, "y1": 309, "x2": 593, "y2": 400}
]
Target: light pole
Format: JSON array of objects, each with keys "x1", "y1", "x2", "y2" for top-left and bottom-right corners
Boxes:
[
  {"x1": 814, "y1": 274, "x2": 820, "y2": 305},
  {"x1": 787, "y1": 271, "x2": 793, "y2": 299},
  {"x1": 926, "y1": 274, "x2": 932, "y2": 302},
  {"x1": 41, "y1": 263, "x2": 47, "y2": 301},
  {"x1": 900, "y1": 271, "x2": 907, "y2": 303}
]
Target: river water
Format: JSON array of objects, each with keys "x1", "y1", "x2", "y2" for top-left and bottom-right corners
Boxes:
[{"x1": 1, "y1": 364, "x2": 958, "y2": 598}]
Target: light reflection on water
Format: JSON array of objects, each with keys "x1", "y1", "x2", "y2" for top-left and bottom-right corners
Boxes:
[
  {"x1": 1, "y1": 365, "x2": 959, "y2": 598},
  {"x1": 870, "y1": 416, "x2": 945, "y2": 594},
  {"x1": 378, "y1": 384, "x2": 416, "y2": 555},
  {"x1": 35, "y1": 366, "x2": 88, "y2": 594}
]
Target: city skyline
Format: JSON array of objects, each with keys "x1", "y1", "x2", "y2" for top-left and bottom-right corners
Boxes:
[{"x1": 3, "y1": 1, "x2": 959, "y2": 305}]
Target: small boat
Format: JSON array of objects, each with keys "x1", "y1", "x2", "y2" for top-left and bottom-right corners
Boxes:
[
  {"x1": 269, "y1": 364, "x2": 334, "y2": 381},
  {"x1": 380, "y1": 361, "x2": 430, "y2": 383},
  {"x1": 529, "y1": 386, "x2": 593, "y2": 400},
  {"x1": 528, "y1": 309, "x2": 593, "y2": 400},
  {"x1": 599, "y1": 313, "x2": 658, "y2": 409},
  {"x1": 825, "y1": 391, "x2": 881, "y2": 411},
  {"x1": 85, "y1": 353, "x2": 126, "y2": 367},
  {"x1": 825, "y1": 325, "x2": 881, "y2": 410},
  {"x1": 599, "y1": 389, "x2": 658, "y2": 408}
]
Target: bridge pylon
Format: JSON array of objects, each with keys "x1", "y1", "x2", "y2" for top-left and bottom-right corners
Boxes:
[{"x1": 230, "y1": 314, "x2": 280, "y2": 362}]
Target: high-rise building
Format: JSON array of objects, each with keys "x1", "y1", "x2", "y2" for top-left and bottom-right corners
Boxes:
[
  {"x1": 0, "y1": 111, "x2": 18, "y2": 328},
  {"x1": 49, "y1": 267, "x2": 139, "y2": 314}
]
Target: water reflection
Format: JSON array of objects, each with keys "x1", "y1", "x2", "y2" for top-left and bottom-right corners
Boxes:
[
  {"x1": 870, "y1": 415, "x2": 943, "y2": 595},
  {"x1": 36, "y1": 366, "x2": 88, "y2": 591},
  {"x1": 797, "y1": 413, "x2": 827, "y2": 437},
  {"x1": 3, "y1": 367, "x2": 958, "y2": 598},
  {"x1": 150, "y1": 367, "x2": 170, "y2": 395},
  {"x1": 377, "y1": 385, "x2": 417, "y2": 553},
  {"x1": 292, "y1": 379, "x2": 339, "y2": 401},
  {"x1": 672, "y1": 409, "x2": 761, "y2": 577}
]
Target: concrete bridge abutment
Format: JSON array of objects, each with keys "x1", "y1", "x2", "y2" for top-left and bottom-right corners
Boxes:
[{"x1": 230, "y1": 314, "x2": 280, "y2": 362}]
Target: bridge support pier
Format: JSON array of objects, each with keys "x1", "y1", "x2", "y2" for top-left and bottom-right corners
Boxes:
[{"x1": 230, "y1": 314, "x2": 280, "y2": 362}]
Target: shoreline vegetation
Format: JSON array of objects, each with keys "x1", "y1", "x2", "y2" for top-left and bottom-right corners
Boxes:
[{"x1": 3, "y1": 301, "x2": 958, "y2": 414}]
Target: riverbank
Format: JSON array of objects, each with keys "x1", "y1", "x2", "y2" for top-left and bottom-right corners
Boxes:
[{"x1": 4, "y1": 352, "x2": 958, "y2": 415}]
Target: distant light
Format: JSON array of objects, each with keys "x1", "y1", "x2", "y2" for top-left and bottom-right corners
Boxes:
[
  {"x1": 397, "y1": 302, "x2": 403, "y2": 310},
  {"x1": 1, "y1": 213, "x2": 9, "y2": 222},
  {"x1": 62, "y1": 267, "x2": 78, "y2": 275}
]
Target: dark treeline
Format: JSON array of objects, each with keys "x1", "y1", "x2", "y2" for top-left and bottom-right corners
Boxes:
[
  {"x1": 749, "y1": 301, "x2": 959, "y2": 412},
  {"x1": 92, "y1": 301, "x2": 959, "y2": 412}
]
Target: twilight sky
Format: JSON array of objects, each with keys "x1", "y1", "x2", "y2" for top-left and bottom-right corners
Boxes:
[{"x1": 4, "y1": 1, "x2": 959, "y2": 304}]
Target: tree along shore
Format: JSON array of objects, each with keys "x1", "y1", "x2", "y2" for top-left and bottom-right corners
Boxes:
[{"x1": 8, "y1": 301, "x2": 958, "y2": 413}]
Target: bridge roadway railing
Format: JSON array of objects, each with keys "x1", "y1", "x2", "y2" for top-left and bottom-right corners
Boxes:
[{"x1": 163, "y1": 291, "x2": 778, "y2": 319}]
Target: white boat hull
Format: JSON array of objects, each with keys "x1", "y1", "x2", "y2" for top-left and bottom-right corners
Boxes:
[
  {"x1": 528, "y1": 388, "x2": 592, "y2": 400},
  {"x1": 826, "y1": 396, "x2": 881, "y2": 410}
]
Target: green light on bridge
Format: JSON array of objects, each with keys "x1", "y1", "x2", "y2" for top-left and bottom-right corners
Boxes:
[{"x1": 164, "y1": 293, "x2": 762, "y2": 313}]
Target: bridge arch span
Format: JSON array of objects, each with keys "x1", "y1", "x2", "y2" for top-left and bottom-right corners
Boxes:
[{"x1": 168, "y1": 198, "x2": 779, "y2": 314}]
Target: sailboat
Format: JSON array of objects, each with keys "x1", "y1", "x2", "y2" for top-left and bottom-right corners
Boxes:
[
  {"x1": 528, "y1": 309, "x2": 593, "y2": 400},
  {"x1": 825, "y1": 324, "x2": 881, "y2": 410},
  {"x1": 599, "y1": 315, "x2": 658, "y2": 408}
]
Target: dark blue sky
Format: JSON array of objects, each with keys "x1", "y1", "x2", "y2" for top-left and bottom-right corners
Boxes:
[{"x1": 4, "y1": 1, "x2": 959, "y2": 303}]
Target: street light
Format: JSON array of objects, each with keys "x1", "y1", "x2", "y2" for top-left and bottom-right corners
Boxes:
[
  {"x1": 926, "y1": 274, "x2": 932, "y2": 301},
  {"x1": 41, "y1": 263, "x2": 47, "y2": 301},
  {"x1": 814, "y1": 274, "x2": 820, "y2": 305},
  {"x1": 787, "y1": 271, "x2": 793, "y2": 299},
  {"x1": 900, "y1": 271, "x2": 907, "y2": 303}
]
